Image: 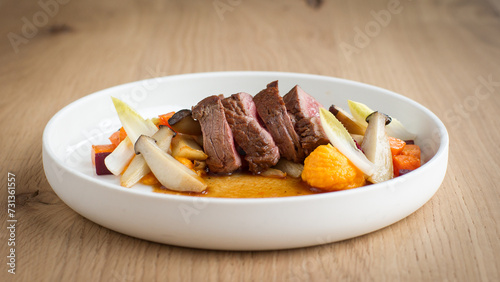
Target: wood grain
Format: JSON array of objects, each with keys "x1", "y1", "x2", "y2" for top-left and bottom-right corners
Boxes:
[{"x1": 1, "y1": 0, "x2": 499, "y2": 281}]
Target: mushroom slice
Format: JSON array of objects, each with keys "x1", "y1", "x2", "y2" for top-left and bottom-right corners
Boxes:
[
  {"x1": 350, "y1": 134, "x2": 364, "y2": 145},
  {"x1": 134, "y1": 135, "x2": 207, "y2": 192},
  {"x1": 168, "y1": 109, "x2": 202, "y2": 135},
  {"x1": 329, "y1": 105, "x2": 366, "y2": 135},
  {"x1": 171, "y1": 134, "x2": 208, "y2": 161},
  {"x1": 361, "y1": 112, "x2": 393, "y2": 183},
  {"x1": 273, "y1": 159, "x2": 304, "y2": 178},
  {"x1": 121, "y1": 125, "x2": 175, "y2": 188},
  {"x1": 348, "y1": 100, "x2": 416, "y2": 140},
  {"x1": 260, "y1": 168, "x2": 287, "y2": 179}
]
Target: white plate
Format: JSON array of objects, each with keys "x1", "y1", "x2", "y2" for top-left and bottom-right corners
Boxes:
[{"x1": 42, "y1": 71, "x2": 449, "y2": 250}]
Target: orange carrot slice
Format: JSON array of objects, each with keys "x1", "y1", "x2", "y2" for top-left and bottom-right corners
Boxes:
[
  {"x1": 401, "y1": 144, "x2": 421, "y2": 159},
  {"x1": 158, "y1": 112, "x2": 176, "y2": 129},
  {"x1": 388, "y1": 137, "x2": 406, "y2": 156},
  {"x1": 109, "y1": 127, "x2": 127, "y2": 147},
  {"x1": 393, "y1": 155, "x2": 420, "y2": 177},
  {"x1": 91, "y1": 144, "x2": 117, "y2": 175},
  {"x1": 109, "y1": 131, "x2": 120, "y2": 147}
]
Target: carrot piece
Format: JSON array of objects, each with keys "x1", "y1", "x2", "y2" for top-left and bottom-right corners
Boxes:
[
  {"x1": 109, "y1": 127, "x2": 127, "y2": 147},
  {"x1": 401, "y1": 144, "x2": 421, "y2": 159},
  {"x1": 119, "y1": 127, "x2": 127, "y2": 140},
  {"x1": 92, "y1": 144, "x2": 116, "y2": 155},
  {"x1": 393, "y1": 155, "x2": 420, "y2": 177},
  {"x1": 158, "y1": 112, "x2": 176, "y2": 129},
  {"x1": 388, "y1": 137, "x2": 406, "y2": 156},
  {"x1": 109, "y1": 130, "x2": 121, "y2": 147},
  {"x1": 91, "y1": 144, "x2": 116, "y2": 175}
]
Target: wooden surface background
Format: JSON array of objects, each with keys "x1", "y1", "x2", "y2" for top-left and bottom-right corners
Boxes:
[{"x1": 1, "y1": 0, "x2": 499, "y2": 281}]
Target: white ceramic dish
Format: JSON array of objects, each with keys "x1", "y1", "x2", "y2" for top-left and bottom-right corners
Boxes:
[{"x1": 42, "y1": 71, "x2": 448, "y2": 251}]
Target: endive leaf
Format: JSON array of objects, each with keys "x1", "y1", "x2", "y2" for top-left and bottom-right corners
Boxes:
[{"x1": 319, "y1": 108, "x2": 375, "y2": 176}]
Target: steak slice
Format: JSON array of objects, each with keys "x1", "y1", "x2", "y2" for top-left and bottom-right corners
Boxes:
[
  {"x1": 253, "y1": 81, "x2": 304, "y2": 162},
  {"x1": 283, "y1": 85, "x2": 329, "y2": 156},
  {"x1": 222, "y1": 92, "x2": 280, "y2": 173},
  {"x1": 192, "y1": 95, "x2": 242, "y2": 174}
]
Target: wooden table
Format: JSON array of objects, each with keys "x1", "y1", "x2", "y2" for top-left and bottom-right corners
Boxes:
[{"x1": 1, "y1": 0, "x2": 499, "y2": 281}]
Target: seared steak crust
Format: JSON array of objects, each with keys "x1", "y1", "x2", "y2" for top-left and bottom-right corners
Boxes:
[
  {"x1": 222, "y1": 92, "x2": 280, "y2": 173},
  {"x1": 284, "y1": 85, "x2": 329, "y2": 156},
  {"x1": 192, "y1": 95, "x2": 242, "y2": 174},
  {"x1": 253, "y1": 81, "x2": 304, "y2": 162}
]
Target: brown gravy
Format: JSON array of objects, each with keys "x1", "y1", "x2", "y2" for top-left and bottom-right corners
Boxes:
[{"x1": 152, "y1": 173, "x2": 323, "y2": 198}]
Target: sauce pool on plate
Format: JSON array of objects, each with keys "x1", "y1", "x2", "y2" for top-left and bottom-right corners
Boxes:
[{"x1": 152, "y1": 173, "x2": 322, "y2": 198}]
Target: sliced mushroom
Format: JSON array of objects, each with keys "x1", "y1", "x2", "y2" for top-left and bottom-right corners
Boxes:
[
  {"x1": 365, "y1": 111, "x2": 392, "y2": 125},
  {"x1": 260, "y1": 168, "x2": 287, "y2": 179},
  {"x1": 171, "y1": 134, "x2": 208, "y2": 161},
  {"x1": 168, "y1": 109, "x2": 202, "y2": 135},
  {"x1": 361, "y1": 111, "x2": 393, "y2": 183},
  {"x1": 350, "y1": 134, "x2": 364, "y2": 145},
  {"x1": 121, "y1": 125, "x2": 175, "y2": 188},
  {"x1": 329, "y1": 105, "x2": 366, "y2": 135},
  {"x1": 134, "y1": 135, "x2": 207, "y2": 192},
  {"x1": 348, "y1": 100, "x2": 416, "y2": 140},
  {"x1": 273, "y1": 159, "x2": 304, "y2": 178},
  {"x1": 193, "y1": 160, "x2": 207, "y2": 171}
]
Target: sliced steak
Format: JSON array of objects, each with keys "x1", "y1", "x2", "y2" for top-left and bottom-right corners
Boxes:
[
  {"x1": 192, "y1": 95, "x2": 242, "y2": 174},
  {"x1": 253, "y1": 81, "x2": 304, "y2": 162},
  {"x1": 222, "y1": 92, "x2": 280, "y2": 173},
  {"x1": 283, "y1": 85, "x2": 329, "y2": 156}
]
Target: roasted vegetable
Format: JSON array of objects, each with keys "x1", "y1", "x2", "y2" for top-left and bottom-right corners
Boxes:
[
  {"x1": 91, "y1": 144, "x2": 116, "y2": 175},
  {"x1": 158, "y1": 112, "x2": 175, "y2": 129},
  {"x1": 401, "y1": 144, "x2": 421, "y2": 159},
  {"x1": 348, "y1": 100, "x2": 416, "y2": 140},
  {"x1": 260, "y1": 168, "x2": 287, "y2": 178},
  {"x1": 111, "y1": 97, "x2": 158, "y2": 142},
  {"x1": 319, "y1": 107, "x2": 375, "y2": 176},
  {"x1": 171, "y1": 134, "x2": 208, "y2": 161},
  {"x1": 193, "y1": 160, "x2": 207, "y2": 171},
  {"x1": 393, "y1": 155, "x2": 420, "y2": 177},
  {"x1": 301, "y1": 144, "x2": 365, "y2": 191},
  {"x1": 104, "y1": 137, "x2": 135, "y2": 175},
  {"x1": 121, "y1": 125, "x2": 175, "y2": 188},
  {"x1": 329, "y1": 105, "x2": 366, "y2": 135},
  {"x1": 104, "y1": 97, "x2": 158, "y2": 175},
  {"x1": 388, "y1": 136, "x2": 406, "y2": 156},
  {"x1": 391, "y1": 140, "x2": 421, "y2": 177},
  {"x1": 168, "y1": 109, "x2": 202, "y2": 135},
  {"x1": 273, "y1": 159, "x2": 304, "y2": 178},
  {"x1": 134, "y1": 135, "x2": 207, "y2": 192},
  {"x1": 361, "y1": 112, "x2": 393, "y2": 183},
  {"x1": 109, "y1": 127, "x2": 127, "y2": 147}
]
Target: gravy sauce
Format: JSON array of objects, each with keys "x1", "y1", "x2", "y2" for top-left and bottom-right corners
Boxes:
[{"x1": 152, "y1": 173, "x2": 322, "y2": 198}]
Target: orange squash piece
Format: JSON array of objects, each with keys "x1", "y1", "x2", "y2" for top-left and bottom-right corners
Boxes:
[{"x1": 301, "y1": 144, "x2": 365, "y2": 191}]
